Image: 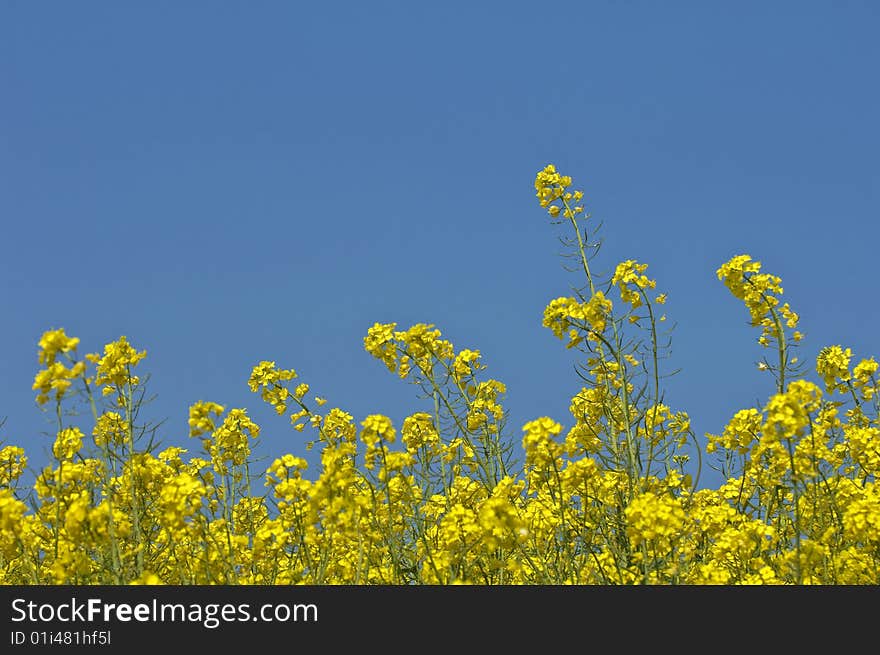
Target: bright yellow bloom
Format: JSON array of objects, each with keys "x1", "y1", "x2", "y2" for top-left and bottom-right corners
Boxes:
[
  {"x1": 762, "y1": 380, "x2": 822, "y2": 442},
  {"x1": 0, "y1": 446, "x2": 27, "y2": 486},
  {"x1": 843, "y1": 484, "x2": 880, "y2": 545},
  {"x1": 852, "y1": 357, "x2": 878, "y2": 401},
  {"x1": 37, "y1": 328, "x2": 80, "y2": 367},
  {"x1": 522, "y1": 417, "x2": 564, "y2": 468},
  {"x1": 360, "y1": 414, "x2": 396, "y2": 447},
  {"x1": 452, "y1": 349, "x2": 482, "y2": 381},
  {"x1": 86, "y1": 336, "x2": 147, "y2": 393},
  {"x1": 363, "y1": 322, "x2": 399, "y2": 373},
  {"x1": 612, "y1": 260, "x2": 657, "y2": 310},
  {"x1": 625, "y1": 491, "x2": 685, "y2": 547},
  {"x1": 543, "y1": 292, "x2": 613, "y2": 346},
  {"x1": 0, "y1": 490, "x2": 27, "y2": 558},
  {"x1": 248, "y1": 361, "x2": 296, "y2": 414},
  {"x1": 52, "y1": 427, "x2": 84, "y2": 461},
  {"x1": 534, "y1": 164, "x2": 584, "y2": 219},
  {"x1": 401, "y1": 413, "x2": 440, "y2": 453},
  {"x1": 188, "y1": 401, "x2": 225, "y2": 437},
  {"x1": 208, "y1": 409, "x2": 260, "y2": 473},
  {"x1": 159, "y1": 472, "x2": 205, "y2": 529},
  {"x1": 93, "y1": 411, "x2": 127, "y2": 447},
  {"x1": 706, "y1": 408, "x2": 763, "y2": 455},
  {"x1": 33, "y1": 360, "x2": 86, "y2": 406},
  {"x1": 816, "y1": 345, "x2": 852, "y2": 393},
  {"x1": 479, "y1": 497, "x2": 527, "y2": 549},
  {"x1": 717, "y1": 255, "x2": 795, "y2": 347}
]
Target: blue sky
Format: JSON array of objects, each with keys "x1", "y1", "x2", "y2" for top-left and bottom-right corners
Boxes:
[{"x1": 2, "y1": 1, "x2": 878, "y2": 490}]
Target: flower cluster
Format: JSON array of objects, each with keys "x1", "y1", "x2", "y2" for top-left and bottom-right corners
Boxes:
[
  {"x1": 32, "y1": 328, "x2": 86, "y2": 406},
  {"x1": 716, "y1": 254, "x2": 802, "y2": 347},
  {"x1": 0, "y1": 164, "x2": 876, "y2": 586},
  {"x1": 534, "y1": 164, "x2": 585, "y2": 220}
]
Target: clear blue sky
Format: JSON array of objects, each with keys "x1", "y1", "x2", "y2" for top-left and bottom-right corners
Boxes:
[{"x1": 2, "y1": 1, "x2": 878, "y2": 490}]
